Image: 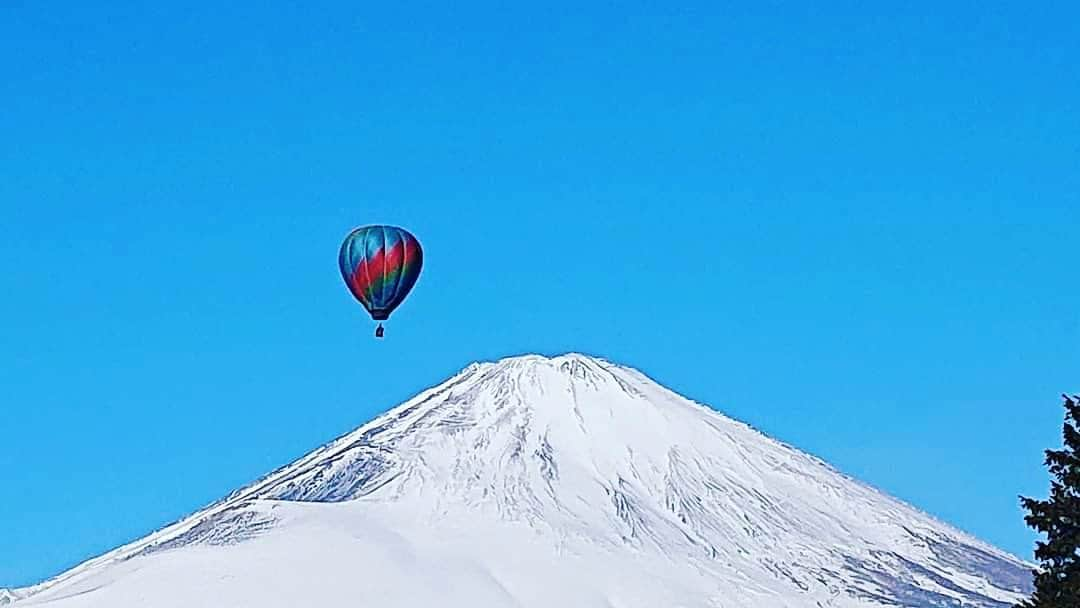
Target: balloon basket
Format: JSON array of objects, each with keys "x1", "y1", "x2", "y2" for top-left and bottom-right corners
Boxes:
[{"x1": 375, "y1": 324, "x2": 384, "y2": 338}]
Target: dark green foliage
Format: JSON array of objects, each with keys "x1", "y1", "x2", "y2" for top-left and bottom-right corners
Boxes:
[{"x1": 1016, "y1": 395, "x2": 1080, "y2": 607}]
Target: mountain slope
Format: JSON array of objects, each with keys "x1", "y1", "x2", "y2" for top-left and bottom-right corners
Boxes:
[{"x1": 9, "y1": 353, "x2": 1033, "y2": 607}]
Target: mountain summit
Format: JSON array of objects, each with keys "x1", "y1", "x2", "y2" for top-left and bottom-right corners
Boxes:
[{"x1": 10, "y1": 353, "x2": 1032, "y2": 607}]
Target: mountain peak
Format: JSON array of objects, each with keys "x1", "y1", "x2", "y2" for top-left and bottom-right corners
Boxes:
[
  {"x1": 11, "y1": 354, "x2": 1033, "y2": 608},
  {"x1": 468, "y1": 352, "x2": 619, "y2": 377}
]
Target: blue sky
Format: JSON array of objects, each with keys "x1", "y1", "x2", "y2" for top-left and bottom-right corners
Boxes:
[{"x1": 2, "y1": 1, "x2": 1077, "y2": 587}]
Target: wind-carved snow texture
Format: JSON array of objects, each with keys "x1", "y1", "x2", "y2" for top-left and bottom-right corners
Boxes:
[{"x1": 10, "y1": 354, "x2": 1034, "y2": 608}]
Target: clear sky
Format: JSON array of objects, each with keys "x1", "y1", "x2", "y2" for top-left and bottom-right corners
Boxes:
[{"x1": 2, "y1": 1, "x2": 1077, "y2": 588}]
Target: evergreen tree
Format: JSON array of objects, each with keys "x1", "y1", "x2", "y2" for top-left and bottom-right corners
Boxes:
[{"x1": 1017, "y1": 394, "x2": 1080, "y2": 607}]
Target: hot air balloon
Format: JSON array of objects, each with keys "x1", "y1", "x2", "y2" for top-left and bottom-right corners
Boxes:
[{"x1": 338, "y1": 225, "x2": 423, "y2": 338}]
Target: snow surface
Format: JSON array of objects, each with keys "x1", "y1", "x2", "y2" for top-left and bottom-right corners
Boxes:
[{"x1": 8, "y1": 353, "x2": 1033, "y2": 607}]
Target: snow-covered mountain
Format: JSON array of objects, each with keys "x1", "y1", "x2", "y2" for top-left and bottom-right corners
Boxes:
[{"x1": 8, "y1": 353, "x2": 1032, "y2": 607}]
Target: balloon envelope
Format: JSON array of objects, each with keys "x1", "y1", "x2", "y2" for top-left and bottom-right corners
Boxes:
[{"x1": 338, "y1": 225, "x2": 423, "y2": 321}]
